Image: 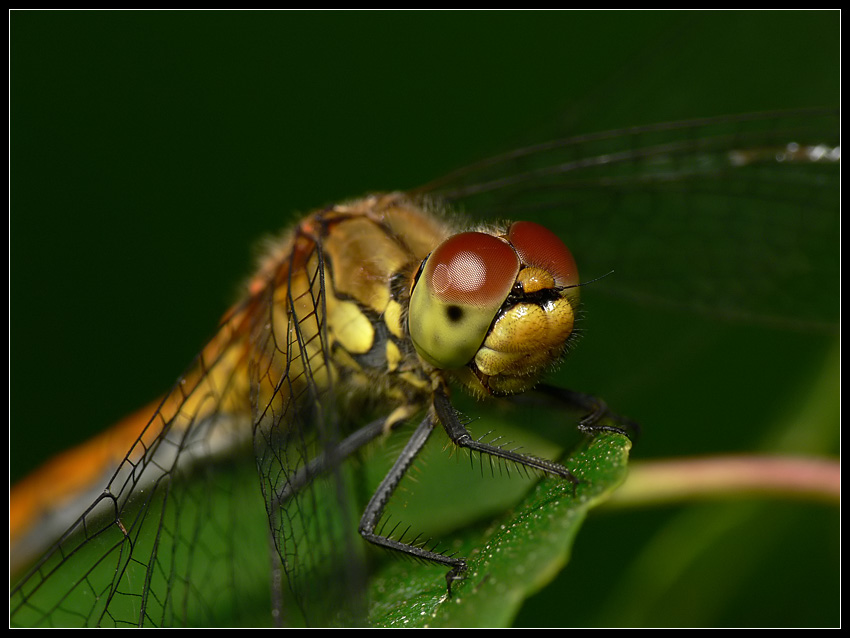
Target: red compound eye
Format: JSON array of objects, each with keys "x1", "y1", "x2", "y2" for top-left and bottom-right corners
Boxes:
[
  {"x1": 425, "y1": 232, "x2": 519, "y2": 307},
  {"x1": 508, "y1": 221, "x2": 579, "y2": 288}
]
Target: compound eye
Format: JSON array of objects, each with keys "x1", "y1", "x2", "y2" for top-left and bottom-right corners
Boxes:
[
  {"x1": 508, "y1": 221, "x2": 579, "y2": 306},
  {"x1": 409, "y1": 232, "x2": 519, "y2": 369},
  {"x1": 508, "y1": 221, "x2": 579, "y2": 289}
]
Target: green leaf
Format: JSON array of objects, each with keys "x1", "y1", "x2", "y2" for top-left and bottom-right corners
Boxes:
[{"x1": 367, "y1": 432, "x2": 632, "y2": 628}]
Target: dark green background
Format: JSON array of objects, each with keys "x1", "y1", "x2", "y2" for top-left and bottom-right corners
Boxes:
[{"x1": 11, "y1": 10, "x2": 839, "y2": 627}]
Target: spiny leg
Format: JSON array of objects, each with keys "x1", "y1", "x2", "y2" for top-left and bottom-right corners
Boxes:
[
  {"x1": 273, "y1": 416, "x2": 390, "y2": 508},
  {"x1": 359, "y1": 386, "x2": 612, "y2": 596},
  {"x1": 358, "y1": 412, "x2": 469, "y2": 594},
  {"x1": 532, "y1": 384, "x2": 640, "y2": 438},
  {"x1": 432, "y1": 387, "x2": 581, "y2": 483}
]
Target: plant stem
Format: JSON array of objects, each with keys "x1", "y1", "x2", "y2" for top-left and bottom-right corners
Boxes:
[{"x1": 605, "y1": 455, "x2": 840, "y2": 508}]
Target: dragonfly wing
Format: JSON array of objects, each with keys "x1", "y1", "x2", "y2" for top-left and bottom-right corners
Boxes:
[
  {"x1": 10, "y1": 305, "x2": 270, "y2": 627},
  {"x1": 249, "y1": 223, "x2": 369, "y2": 627},
  {"x1": 416, "y1": 110, "x2": 840, "y2": 332}
]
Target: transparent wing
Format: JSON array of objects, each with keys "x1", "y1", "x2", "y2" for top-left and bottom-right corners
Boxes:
[
  {"x1": 11, "y1": 223, "x2": 369, "y2": 628},
  {"x1": 414, "y1": 109, "x2": 839, "y2": 333},
  {"x1": 10, "y1": 302, "x2": 270, "y2": 627},
  {"x1": 249, "y1": 223, "x2": 369, "y2": 627}
]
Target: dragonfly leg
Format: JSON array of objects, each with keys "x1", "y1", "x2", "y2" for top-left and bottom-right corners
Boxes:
[
  {"x1": 432, "y1": 387, "x2": 580, "y2": 484},
  {"x1": 533, "y1": 384, "x2": 640, "y2": 438},
  {"x1": 274, "y1": 416, "x2": 389, "y2": 507},
  {"x1": 358, "y1": 412, "x2": 468, "y2": 595}
]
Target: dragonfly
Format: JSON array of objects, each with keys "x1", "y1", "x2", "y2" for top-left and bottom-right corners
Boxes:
[{"x1": 10, "y1": 108, "x2": 840, "y2": 627}]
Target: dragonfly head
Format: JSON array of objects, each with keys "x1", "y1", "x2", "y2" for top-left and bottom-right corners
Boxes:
[{"x1": 408, "y1": 221, "x2": 580, "y2": 396}]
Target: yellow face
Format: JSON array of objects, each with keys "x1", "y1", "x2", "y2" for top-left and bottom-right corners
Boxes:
[{"x1": 408, "y1": 221, "x2": 580, "y2": 396}]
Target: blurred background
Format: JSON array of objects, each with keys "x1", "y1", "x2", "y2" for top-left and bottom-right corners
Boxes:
[{"x1": 11, "y1": 10, "x2": 839, "y2": 627}]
